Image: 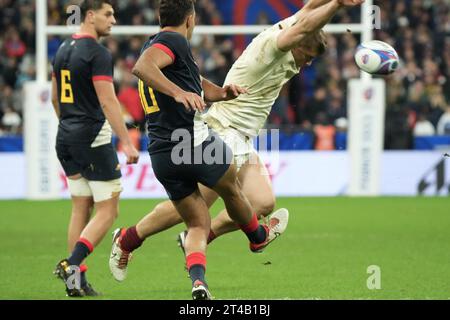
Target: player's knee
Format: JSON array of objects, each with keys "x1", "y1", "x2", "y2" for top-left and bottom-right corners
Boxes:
[
  {"x1": 254, "y1": 198, "x2": 275, "y2": 218},
  {"x1": 155, "y1": 201, "x2": 183, "y2": 224},
  {"x1": 187, "y1": 217, "x2": 210, "y2": 230},
  {"x1": 97, "y1": 203, "x2": 119, "y2": 222}
]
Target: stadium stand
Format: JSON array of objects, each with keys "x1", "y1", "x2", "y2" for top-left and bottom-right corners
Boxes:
[{"x1": 0, "y1": 0, "x2": 449, "y2": 151}]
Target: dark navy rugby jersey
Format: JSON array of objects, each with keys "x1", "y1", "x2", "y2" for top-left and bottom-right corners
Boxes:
[
  {"x1": 138, "y1": 31, "x2": 204, "y2": 155},
  {"x1": 52, "y1": 34, "x2": 114, "y2": 145}
]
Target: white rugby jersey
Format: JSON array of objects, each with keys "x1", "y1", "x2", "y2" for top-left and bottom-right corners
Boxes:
[{"x1": 206, "y1": 16, "x2": 300, "y2": 137}]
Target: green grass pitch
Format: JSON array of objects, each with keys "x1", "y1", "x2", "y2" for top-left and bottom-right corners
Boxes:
[{"x1": 1, "y1": 197, "x2": 449, "y2": 300}]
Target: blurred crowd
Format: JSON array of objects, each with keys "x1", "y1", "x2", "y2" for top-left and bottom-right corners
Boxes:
[{"x1": 0, "y1": 0, "x2": 449, "y2": 150}]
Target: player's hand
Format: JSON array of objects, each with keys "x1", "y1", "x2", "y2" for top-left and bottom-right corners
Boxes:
[
  {"x1": 337, "y1": 0, "x2": 365, "y2": 7},
  {"x1": 175, "y1": 91, "x2": 207, "y2": 112},
  {"x1": 222, "y1": 84, "x2": 248, "y2": 101},
  {"x1": 122, "y1": 143, "x2": 140, "y2": 165}
]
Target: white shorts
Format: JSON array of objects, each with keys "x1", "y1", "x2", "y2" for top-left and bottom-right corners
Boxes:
[
  {"x1": 67, "y1": 177, "x2": 123, "y2": 203},
  {"x1": 205, "y1": 115, "x2": 256, "y2": 170}
]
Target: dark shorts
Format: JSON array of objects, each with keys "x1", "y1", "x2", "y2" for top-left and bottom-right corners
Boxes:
[
  {"x1": 150, "y1": 130, "x2": 233, "y2": 201},
  {"x1": 56, "y1": 142, "x2": 121, "y2": 181}
]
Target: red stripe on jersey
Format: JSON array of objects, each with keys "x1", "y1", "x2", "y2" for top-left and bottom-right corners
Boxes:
[
  {"x1": 92, "y1": 75, "x2": 113, "y2": 82},
  {"x1": 72, "y1": 34, "x2": 97, "y2": 40},
  {"x1": 152, "y1": 43, "x2": 175, "y2": 62}
]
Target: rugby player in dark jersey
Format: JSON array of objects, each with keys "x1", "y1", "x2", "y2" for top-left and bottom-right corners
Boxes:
[
  {"x1": 51, "y1": 0, "x2": 139, "y2": 297},
  {"x1": 108, "y1": 0, "x2": 274, "y2": 300}
]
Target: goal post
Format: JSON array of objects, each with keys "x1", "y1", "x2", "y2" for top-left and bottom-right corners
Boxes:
[{"x1": 28, "y1": 0, "x2": 380, "y2": 199}]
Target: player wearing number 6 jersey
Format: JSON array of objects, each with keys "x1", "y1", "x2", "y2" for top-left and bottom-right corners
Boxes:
[{"x1": 51, "y1": 0, "x2": 139, "y2": 297}]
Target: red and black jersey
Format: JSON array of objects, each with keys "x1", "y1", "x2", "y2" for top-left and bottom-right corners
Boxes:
[
  {"x1": 52, "y1": 34, "x2": 114, "y2": 145},
  {"x1": 139, "y1": 31, "x2": 203, "y2": 155}
]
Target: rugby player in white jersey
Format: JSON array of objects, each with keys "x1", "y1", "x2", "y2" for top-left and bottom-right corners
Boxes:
[{"x1": 109, "y1": 0, "x2": 364, "y2": 281}]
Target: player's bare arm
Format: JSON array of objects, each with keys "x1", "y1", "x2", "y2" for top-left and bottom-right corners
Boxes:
[
  {"x1": 299, "y1": 0, "x2": 361, "y2": 13},
  {"x1": 277, "y1": 0, "x2": 365, "y2": 52},
  {"x1": 93, "y1": 80, "x2": 139, "y2": 164},
  {"x1": 133, "y1": 47, "x2": 206, "y2": 112},
  {"x1": 201, "y1": 77, "x2": 247, "y2": 102},
  {"x1": 51, "y1": 75, "x2": 60, "y2": 119}
]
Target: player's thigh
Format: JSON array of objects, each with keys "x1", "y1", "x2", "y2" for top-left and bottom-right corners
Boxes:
[
  {"x1": 88, "y1": 179, "x2": 122, "y2": 204},
  {"x1": 151, "y1": 151, "x2": 198, "y2": 201},
  {"x1": 94, "y1": 193, "x2": 120, "y2": 219},
  {"x1": 66, "y1": 174, "x2": 94, "y2": 199},
  {"x1": 198, "y1": 184, "x2": 219, "y2": 208},
  {"x1": 238, "y1": 152, "x2": 275, "y2": 217},
  {"x1": 210, "y1": 163, "x2": 242, "y2": 199},
  {"x1": 195, "y1": 130, "x2": 234, "y2": 194},
  {"x1": 66, "y1": 143, "x2": 123, "y2": 203},
  {"x1": 172, "y1": 189, "x2": 211, "y2": 229},
  {"x1": 71, "y1": 195, "x2": 94, "y2": 215},
  {"x1": 95, "y1": 191, "x2": 120, "y2": 209}
]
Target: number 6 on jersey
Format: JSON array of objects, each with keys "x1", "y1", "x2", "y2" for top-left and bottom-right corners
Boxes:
[{"x1": 60, "y1": 69, "x2": 74, "y2": 103}]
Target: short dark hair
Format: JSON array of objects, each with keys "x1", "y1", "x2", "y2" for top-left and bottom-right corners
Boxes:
[
  {"x1": 159, "y1": 0, "x2": 195, "y2": 28},
  {"x1": 80, "y1": 0, "x2": 113, "y2": 21}
]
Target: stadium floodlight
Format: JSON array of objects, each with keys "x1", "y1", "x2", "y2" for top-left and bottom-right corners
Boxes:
[{"x1": 29, "y1": 0, "x2": 380, "y2": 199}]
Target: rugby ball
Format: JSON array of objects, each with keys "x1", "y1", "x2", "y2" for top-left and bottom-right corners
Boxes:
[{"x1": 354, "y1": 40, "x2": 399, "y2": 75}]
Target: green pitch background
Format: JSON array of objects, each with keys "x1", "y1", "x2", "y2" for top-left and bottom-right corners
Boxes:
[{"x1": 1, "y1": 197, "x2": 449, "y2": 300}]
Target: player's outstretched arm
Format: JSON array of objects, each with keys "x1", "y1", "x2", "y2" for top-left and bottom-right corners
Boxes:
[
  {"x1": 94, "y1": 81, "x2": 139, "y2": 164},
  {"x1": 299, "y1": 0, "x2": 362, "y2": 13},
  {"x1": 278, "y1": 0, "x2": 364, "y2": 52},
  {"x1": 51, "y1": 76, "x2": 60, "y2": 119},
  {"x1": 201, "y1": 77, "x2": 247, "y2": 102},
  {"x1": 132, "y1": 47, "x2": 206, "y2": 112}
]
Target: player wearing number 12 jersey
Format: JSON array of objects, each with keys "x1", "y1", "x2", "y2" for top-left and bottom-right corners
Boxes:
[
  {"x1": 51, "y1": 0, "x2": 139, "y2": 297},
  {"x1": 110, "y1": 0, "x2": 281, "y2": 300}
]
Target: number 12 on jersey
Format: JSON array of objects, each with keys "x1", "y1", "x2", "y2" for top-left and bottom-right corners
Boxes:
[{"x1": 138, "y1": 79, "x2": 160, "y2": 114}]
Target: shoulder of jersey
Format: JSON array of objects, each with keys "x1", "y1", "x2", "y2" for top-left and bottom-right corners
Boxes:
[{"x1": 160, "y1": 31, "x2": 187, "y2": 43}]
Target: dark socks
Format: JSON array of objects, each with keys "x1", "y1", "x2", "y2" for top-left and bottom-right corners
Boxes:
[
  {"x1": 67, "y1": 238, "x2": 93, "y2": 266},
  {"x1": 189, "y1": 265, "x2": 207, "y2": 287},
  {"x1": 246, "y1": 225, "x2": 267, "y2": 244},
  {"x1": 80, "y1": 265, "x2": 88, "y2": 287},
  {"x1": 186, "y1": 252, "x2": 207, "y2": 286},
  {"x1": 80, "y1": 272, "x2": 87, "y2": 287},
  {"x1": 239, "y1": 214, "x2": 267, "y2": 244}
]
